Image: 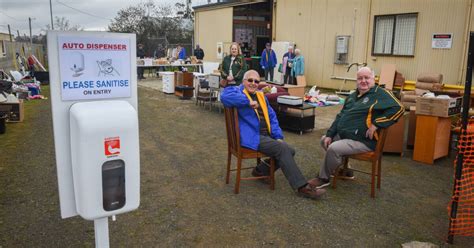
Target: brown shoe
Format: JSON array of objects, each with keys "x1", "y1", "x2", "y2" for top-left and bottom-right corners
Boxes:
[
  {"x1": 298, "y1": 184, "x2": 326, "y2": 200},
  {"x1": 307, "y1": 177, "x2": 331, "y2": 189}
]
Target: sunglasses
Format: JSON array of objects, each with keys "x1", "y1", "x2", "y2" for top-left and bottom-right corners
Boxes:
[{"x1": 246, "y1": 78, "x2": 260, "y2": 84}]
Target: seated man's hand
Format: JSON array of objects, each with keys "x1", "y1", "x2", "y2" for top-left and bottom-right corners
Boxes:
[
  {"x1": 227, "y1": 75, "x2": 234, "y2": 81},
  {"x1": 323, "y1": 136, "x2": 332, "y2": 149},
  {"x1": 249, "y1": 100, "x2": 259, "y2": 109},
  {"x1": 366, "y1": 124, "x2": 378, "y2": 140}
]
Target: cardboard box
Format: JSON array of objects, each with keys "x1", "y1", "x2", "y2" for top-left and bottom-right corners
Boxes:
[
  {"x1": 416, "y1": 96, "x2": 462, "y2": 117},
  {"x1": 0, "y1": 100, "x2": 24, "y2": 122}
]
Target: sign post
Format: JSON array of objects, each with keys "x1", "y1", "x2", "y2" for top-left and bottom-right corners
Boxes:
[{"x1": 47, "y1": 31, "x2": 140, "y2": 247}]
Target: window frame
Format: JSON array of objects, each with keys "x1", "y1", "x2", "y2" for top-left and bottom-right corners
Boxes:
[{"x1": 371, "y1": 12, "x2": 418, "y2": 57}]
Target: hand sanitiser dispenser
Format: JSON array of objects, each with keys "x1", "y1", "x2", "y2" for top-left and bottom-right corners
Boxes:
[{"x1": 69, "y1": 100, "x2": 140, "y2": 220}]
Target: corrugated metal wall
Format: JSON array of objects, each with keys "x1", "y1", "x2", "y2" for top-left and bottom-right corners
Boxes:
[
  {"x1": 274, "y1": 0, "x2": 471, "y2": 88},
  {"x1": 195, "y1": 0, "x2": 472, "y2": 87},
  {"x1": 195, "y1": 7, "x2": 234, "y2": 62}
]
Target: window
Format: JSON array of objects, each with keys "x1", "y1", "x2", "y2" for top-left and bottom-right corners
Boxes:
[{"x1": 372, "y1": 13, "x2": 417, "y2": 56}]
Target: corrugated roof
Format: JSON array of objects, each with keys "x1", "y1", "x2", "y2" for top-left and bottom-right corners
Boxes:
[{"x1": 193, "y1": 0, "x2": 268, "y2": 12}]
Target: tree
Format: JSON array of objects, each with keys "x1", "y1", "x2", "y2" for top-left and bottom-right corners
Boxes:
[
  {"x1": 44, "y1": 16, "x2": 83, "y2": 31},
  {"x1": 108, "y1": 2, "x2": 193, "y2": 55}
]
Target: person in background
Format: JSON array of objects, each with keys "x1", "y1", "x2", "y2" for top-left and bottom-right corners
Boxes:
[
  {"x1": 194, "y1": 44, "x2": 205, "y2": 60},
  {"x1": 219, "y1": 42, "x2": 248, "y2": 86},
  {"x1": 291, "y1": 49, "x2": 304, "y2": 84},
  {"x1": 137, "y1": 43, "x2": 146, "y2": 80},
  {"x1": 282, "y1": 46, "x2": 296, "y2": 85},
  {"x1": 221, "y1": 69, "x2": 326, "y2": 200},
  {"x1": 178, "y1": 44, "x2": 186, "y2": 60},
  {"x1": 153, "y1": 44, "x2": 165, "y2": 59},
  {"x1": 260, "y1": 43, "x2": 277, "y2": 82},
  {"x1": 27, "y1": 55, "x2": 36, "y2": 77},
  {"x1": 310, "y1": 67, "x2": 404, "y2": 189}
]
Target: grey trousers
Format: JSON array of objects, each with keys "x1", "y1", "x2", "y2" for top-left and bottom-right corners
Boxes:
[
  {"x1": 319, "y1": 135, "x2": 372, "y2": 180},
  {"x1": 256, "y1": 135, "x2": 307, "y2": 190}
]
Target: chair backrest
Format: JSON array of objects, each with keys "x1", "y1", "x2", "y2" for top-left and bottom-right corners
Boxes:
[
  {"x1": 374, "y1": 128, "x2": 389, "y2": 158},
  {"x1": 415, "y1": 73, "x2": 443, "y2": 94},
  {"x1": 224, "y1": 107, "x2": 241, "y2": 154}
]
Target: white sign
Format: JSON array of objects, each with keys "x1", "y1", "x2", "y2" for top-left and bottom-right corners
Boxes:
[
  {"x1": 217, "y1": 42, "x2": 223, "y2": 59},
  {"x1": 432, "y1": 33, "x2": 453, "y2": 49},
  {"x1": 58, "y1": 35, "x2": 131, "y2": 101}
]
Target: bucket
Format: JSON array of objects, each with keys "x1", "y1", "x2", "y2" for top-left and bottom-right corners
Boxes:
[{"x1": 0, "y1": 115, "x2": 6, "y2": 134}]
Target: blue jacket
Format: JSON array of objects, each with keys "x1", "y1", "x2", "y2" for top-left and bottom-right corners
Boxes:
[
  {"x1": 260, "y1": 49, "x2": 277, "y2": 69},
  {"x1": 221, "y1": 85, "x2": 284, "y2": 150},
  {"x1": 178, "y1": 48, "x2": 186, "y2": 59},
  {"x1": 291, "y1": 55, "x2": 304, "y2": 76}
]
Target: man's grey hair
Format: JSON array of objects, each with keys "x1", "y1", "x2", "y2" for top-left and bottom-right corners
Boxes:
[
  {"x1": 357, "y1": 66, "x2": 375, "y2": 77},
  {"x1": 243, "y1": 70, "x2": 259, "y2": 80}
]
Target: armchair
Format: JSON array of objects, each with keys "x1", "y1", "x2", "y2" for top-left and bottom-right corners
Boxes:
[{"x1": 400, "y1": 73, "x2": 443, "y2": 109}]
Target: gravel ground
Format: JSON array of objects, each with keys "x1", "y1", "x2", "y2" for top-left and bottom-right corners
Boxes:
[{"x1": 1, "y1": 80, "x2": 473, "y2": 247}]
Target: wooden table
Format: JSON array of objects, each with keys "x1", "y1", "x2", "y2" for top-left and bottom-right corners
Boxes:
[
  {"x1": 277, "y1": 103, "x2": 316, "y2": 135},
  {"x1": 413, "y1": 115, "x2": 451, "y2": 164}
]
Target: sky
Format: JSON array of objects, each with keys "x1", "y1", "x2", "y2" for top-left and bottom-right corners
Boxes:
[{"x1": 0, "y1": 0, "x2": 213, "y2": 38}]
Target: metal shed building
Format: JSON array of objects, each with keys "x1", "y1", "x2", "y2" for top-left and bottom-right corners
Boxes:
[{"x1": 194, "y1": 0, "x2": 474, "y2": 89}]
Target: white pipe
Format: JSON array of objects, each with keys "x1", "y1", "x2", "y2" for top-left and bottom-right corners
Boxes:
[
  {"x1": 330, "y1": 76, "x2": 357, "y2": 81},
  {"x1": 94, "y1": 217, "x2": 110, "y2": 248}
]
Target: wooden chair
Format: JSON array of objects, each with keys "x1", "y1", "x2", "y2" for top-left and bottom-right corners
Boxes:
[
  {"x1": 224, "y1": 107, "x2": 276, "y2": 194},
  {"x1": 332, "y1": 128, "x2": 389, "y2": 198}
]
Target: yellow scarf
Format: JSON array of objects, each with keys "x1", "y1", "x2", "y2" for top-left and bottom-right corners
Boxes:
[{"x1": 243, "y1": 89, "x2": 271, "y2": 134}]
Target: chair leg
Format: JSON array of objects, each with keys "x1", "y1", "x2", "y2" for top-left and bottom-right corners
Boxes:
[
  {"x1": 377, "y1": 159, "x2": 382, "y2": 189},
  {"x1": 226, "y1": 152, "x2": 231, "y2": 184},
  {"x1": 269, "y1": 158, "x2": 275, "y2": 190},
  {"x1": 332, "y1": 167, "x2": 339, "y2": 189},
  {"x1": 371, "y1": 160, "x2": 376, "y2": 198},
  {"x1": 234, "y1": 157, "x2": 242, "y2": 194}
]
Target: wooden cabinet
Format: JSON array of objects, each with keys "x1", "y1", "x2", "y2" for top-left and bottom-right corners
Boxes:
[
  {"x1": 174, "y1": 72, "x2": 194, "y2": 99},
  {"x1": 413, "y1": 115, "x2": 451, "y2": 164},
  {"x1": 282, "y1": 85, "x2": 305, "y2": 97},
  {"x1": 407, "y1": 106, "x2": 417, "y2": 148},
  {"x1": 383, "y1": 113, "x2": 405, "y2": 155}
]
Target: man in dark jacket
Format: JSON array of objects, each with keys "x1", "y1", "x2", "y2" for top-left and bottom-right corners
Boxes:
[
  {"x1": 310, "y1": 67, "x2": 404, "y2": 189},
  {"x1": 194, "y1": 44, "x2": 204, "y2": 60},
  {"x1": 137, "y1": 44, "x2": 146, "y2": 80},
  {"x1": 260, "y1": 43, "x2": 277, "y2": 82},
  {"x1": 221, "y1": 70, "x2": 326, "y2": 200}
]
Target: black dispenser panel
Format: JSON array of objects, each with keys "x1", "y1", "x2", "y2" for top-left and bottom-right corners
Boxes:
[{"x1": 102, "y1": 159, "x2": 126, "y2": 211}]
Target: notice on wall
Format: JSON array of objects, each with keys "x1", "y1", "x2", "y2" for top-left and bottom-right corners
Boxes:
[
  {"x1": 58, "y1": 35, "x2": 131, "y2": 101},
  {"x1": 432, "y1": 33, "x2": 453, "y2": 49},
  {"x1": 217, "y1": 42, "x2": 223, "y2": 59}
]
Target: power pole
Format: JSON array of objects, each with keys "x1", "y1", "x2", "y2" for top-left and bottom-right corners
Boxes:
[
  {"x1": 49, "y1": 0, "x2": 54, "y2": 30},
  {"x1": 29, "y1": 17, "x2": 33, "y2": 53},
  {"x1": 7, "y1": 24, "x2": 12, "y2": 42}
]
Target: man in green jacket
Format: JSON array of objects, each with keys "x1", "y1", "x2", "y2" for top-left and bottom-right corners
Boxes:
[{"x1": 311, "y1": 67, "x2": 404, "y2": 189}]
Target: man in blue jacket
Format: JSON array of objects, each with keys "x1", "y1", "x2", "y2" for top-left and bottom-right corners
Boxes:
[
  {"x1": 260, "y1": 43, "x2": 277, "y2": 82},
  {"x1": 221, "y1": 70, "x2": 326, "y2": 200}
]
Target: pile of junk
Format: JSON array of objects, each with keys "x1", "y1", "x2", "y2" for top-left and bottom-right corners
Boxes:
[{"x1": 0, "y1": 69, "x2": 46, "y2": 134}]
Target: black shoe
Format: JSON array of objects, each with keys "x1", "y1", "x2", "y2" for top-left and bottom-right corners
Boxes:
[
  {"x1": 331, "y1": 169, "x2": 355, "y2": 180},
  {"x1": 251, "y1": 167, "x2": 270, "y2": 184}
]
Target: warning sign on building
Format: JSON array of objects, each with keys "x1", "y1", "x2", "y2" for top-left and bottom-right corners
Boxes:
[{"x1": 432, "y1": 33, "x2": 453, "y2": 49}]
